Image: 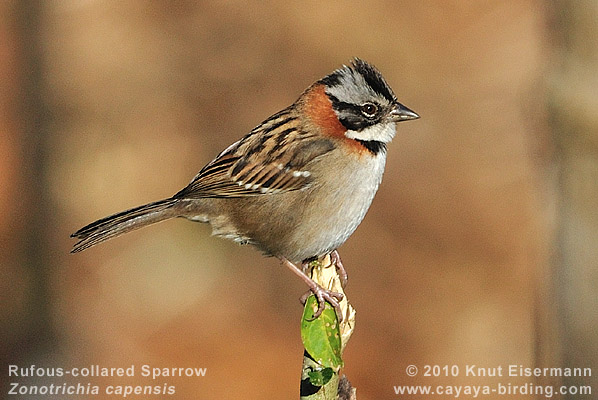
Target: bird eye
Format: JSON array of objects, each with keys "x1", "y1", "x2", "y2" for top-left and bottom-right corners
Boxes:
[{"x1": 360, "y1": 103, "x2": 378, "y2": 118}]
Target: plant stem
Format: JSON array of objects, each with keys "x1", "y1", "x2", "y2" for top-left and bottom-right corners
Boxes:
[{"x1": 299, "y1": 254, "x2": 356, "y2": 400}]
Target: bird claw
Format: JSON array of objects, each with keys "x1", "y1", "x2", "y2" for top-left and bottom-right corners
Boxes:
[
  {"x1": 283, "y1": 256, "x2": 344, "y2": 322},
  {"x1": 300, "y1": 284, "x2": 344, "y2": 322},
  {"x1": 301, "y1": 250, "x2": 348, "y2": 288},
  {"x1": 330, "y1": 250, "x2": 348, "y2": 288}
]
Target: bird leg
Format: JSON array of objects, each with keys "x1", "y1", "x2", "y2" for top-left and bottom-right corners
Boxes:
[
  {"x1": 281, "y1": 257, "x2": 344, "y2": 321},
  {"x1": 301, "y1": 250, "x2": 348, "y2": 288},
  {"x1": 330, "y1": 250, "x2": 348, "y2": 288}
]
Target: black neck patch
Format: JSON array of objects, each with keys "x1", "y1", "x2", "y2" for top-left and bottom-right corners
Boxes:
[{"x1": 356, "y1": 139, "x2": 386, "y2": 155}]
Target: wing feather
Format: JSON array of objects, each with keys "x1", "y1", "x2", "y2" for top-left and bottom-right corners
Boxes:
[{"x1": 175, "y1": 110, "x2": 335, "y2": 199}]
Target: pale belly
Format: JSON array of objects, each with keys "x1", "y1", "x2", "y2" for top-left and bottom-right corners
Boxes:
[{"x1": 185, "y1": 151, "x2": 387, "y2": 263}]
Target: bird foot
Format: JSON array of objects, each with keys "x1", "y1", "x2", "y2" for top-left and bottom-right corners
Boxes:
[
  {"x1": 300, "y1": 284, "x2": 344, "y2": 322},
  {"x1": 301, "y1": 250, "x2": 348, "y2": 288},
  {"x1": 282, "y1": 257, "x2": 344, "y2": 322}
]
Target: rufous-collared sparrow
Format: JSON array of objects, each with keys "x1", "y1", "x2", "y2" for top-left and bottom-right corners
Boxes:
[{"x1": 71, "y1": 58, "x2": 419, "y2": 320}]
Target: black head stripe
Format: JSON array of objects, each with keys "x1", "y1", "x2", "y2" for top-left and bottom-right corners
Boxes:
[
  {"x1": 326, "y1": 94, "x2": 359, "y2": 114},
  {"x1": 327, "y1": 94, "x2": 381, "y2": 132},
  {"x1": 351, "y1": 58, "x2": 396, "y2": 103},
  {"x1": 319, "y1": 71, "x2": 342, "y2": 87}
]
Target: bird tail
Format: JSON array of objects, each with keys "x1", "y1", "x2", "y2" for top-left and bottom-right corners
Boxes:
[{"x1": 71, "y1": 198, "x2": 179, "y2": 253}]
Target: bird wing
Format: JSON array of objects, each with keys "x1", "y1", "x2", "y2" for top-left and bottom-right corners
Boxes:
[{"x1": 175, "y1": 115, "x2": 335, "y2": 199}]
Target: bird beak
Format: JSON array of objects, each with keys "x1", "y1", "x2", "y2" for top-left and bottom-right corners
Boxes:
[{"x1": 389, "y1": 102, "x2": 419, "y2": 122}]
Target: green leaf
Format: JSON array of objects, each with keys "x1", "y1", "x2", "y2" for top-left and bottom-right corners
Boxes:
[
  {"x1": 300, "y1": 295, "x2": 343, "y2": 370},
  {"x1": 307, "y1": 367, "x2": 334, "y2": 386}
]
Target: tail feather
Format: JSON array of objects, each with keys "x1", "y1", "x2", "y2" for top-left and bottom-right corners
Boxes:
[{"x1": 71, "y1": 198, "x2": 178, "y2": 253}]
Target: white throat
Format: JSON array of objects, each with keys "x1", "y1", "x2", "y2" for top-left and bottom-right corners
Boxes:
[{"x1": 344, "y1": 122, "x2": 396, "y2": 143}]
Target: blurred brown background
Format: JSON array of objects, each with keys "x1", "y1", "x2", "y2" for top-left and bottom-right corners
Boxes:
[{"x1": 1, "y1": 1, "x2": 596, "y2": 399}]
